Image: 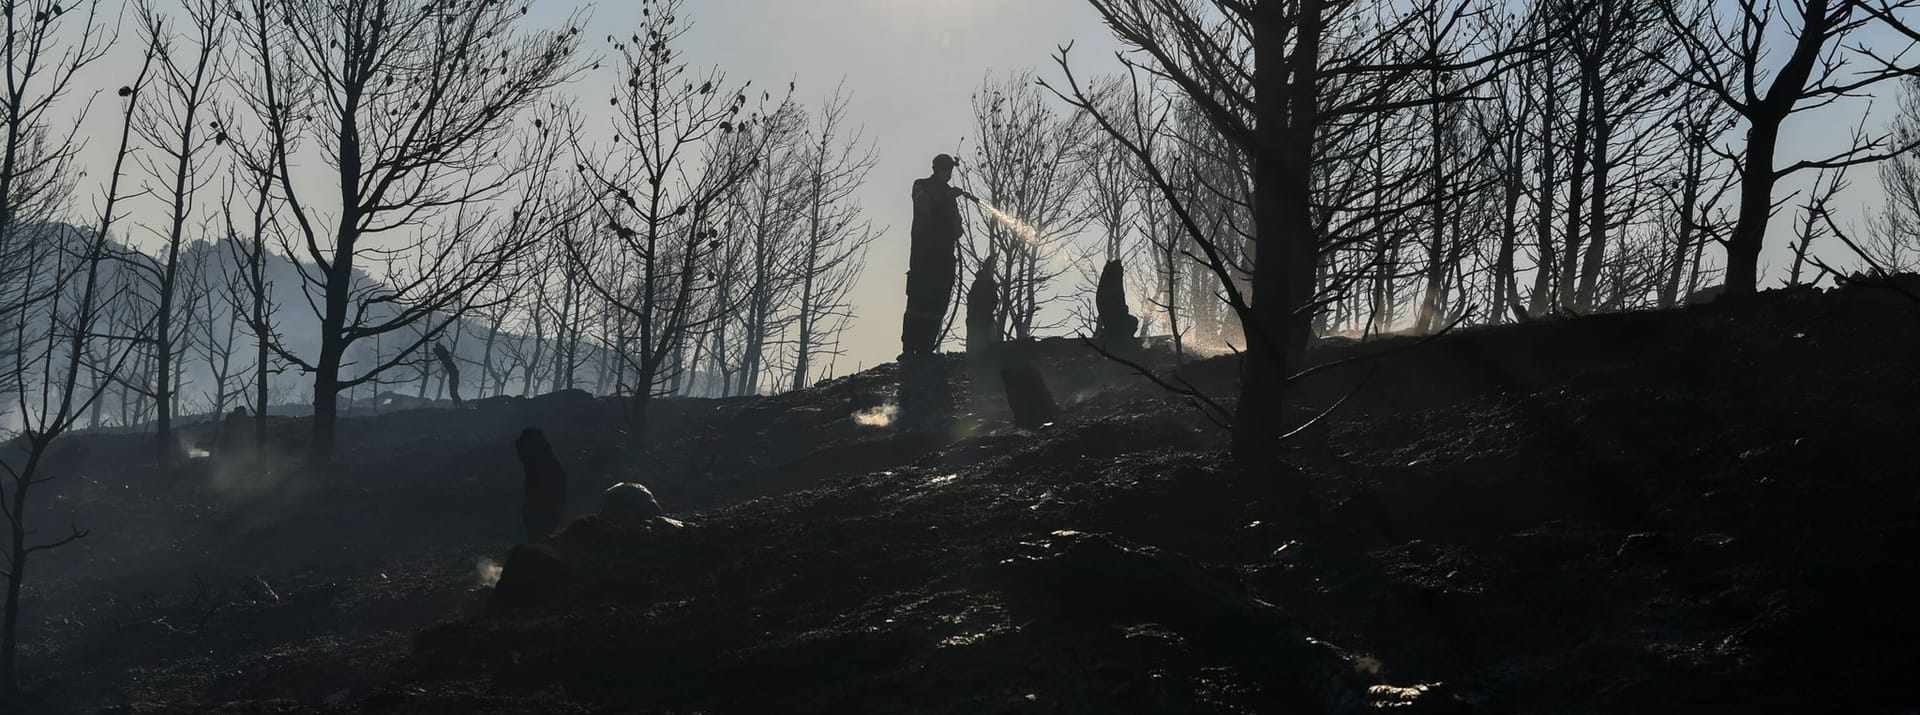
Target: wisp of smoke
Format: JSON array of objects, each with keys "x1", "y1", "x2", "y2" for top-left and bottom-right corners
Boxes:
[
  {"x1": 853, "y1": 403, "x2": 897, "y2": 428},
  {"x1": 173, "y1": 431, "x2": 212, "y2": 460},
  {"x1": 476, "y1": 557, "x2": 503, "y2": 588},
  {"x1": 206, "y1": 448, "x2": 292, "y2": 501}
]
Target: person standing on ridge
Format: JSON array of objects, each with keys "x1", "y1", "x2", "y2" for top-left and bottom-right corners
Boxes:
[{"x1": 901, "y1": 153, "x2": 974, "y2": 357}]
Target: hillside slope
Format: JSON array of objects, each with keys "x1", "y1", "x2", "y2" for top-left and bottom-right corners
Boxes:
[{"x1": 13, "y1": 284, "x2": 1920, "y2": 714}]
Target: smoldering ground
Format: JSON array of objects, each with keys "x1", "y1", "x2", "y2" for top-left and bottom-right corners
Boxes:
[{"x1": 2, "y1": 285, "x2": 1916, "y2": 714}]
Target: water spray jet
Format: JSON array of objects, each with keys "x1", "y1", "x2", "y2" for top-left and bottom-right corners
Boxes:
[{"x1": 972, "y1": 198, "x2": 1069, "y2": 268}]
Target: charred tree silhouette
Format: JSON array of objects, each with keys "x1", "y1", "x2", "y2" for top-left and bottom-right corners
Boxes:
[
  {"x1": 182, "y1": 245, "x2": 244, "y2": 418},
  {"x1": 1043, "y1": 0, "x2": 1913, "y2": 358},
  {"x1": 968, "y1": 71, "x2": 1088, "y2": 341},
  {"x1": 1865, "y1": 78, "x2": 1920, "y2": 272},
  {"x1": 1580, "y1": 0, "x2": 1671, "y2": 310},
  {"x1": 724, "y1": 101, "x2": 805, "y2": 396},
  {"x1": 1522, "y1": 0, "x2": 1676, "y2": 313},
  {"x1": 678, "y1": 85, "x2": 877, "y2": 398},
  {"x1": 698, "y1": 209, "x2": 744, "y2": 396},
  {"x1": 510, "y1": 238, "x2": 562, "y2": 396},
  {"x1": 790, "y1": 86, "x2": 880, "y2": 392},
  {"x1": 1471, "y1": 21, "x2": 1531, "y2": 324},
  {"x1": 1655, "y1": 82, "x2": 1738, "y2": 308},
  {"x1": 1081, "y1": 78, "x2": 1140, "y2": 265},
  {"x1": 542, "y1": 220, "x2": 594, "y2": 395},
  {"x1": 469, "y1": 272, "x2": 526, "y2": 399},
  {"x1": 566, "y1": 0, "x2": 777, "y2": 443},
  {"x1": 1139, "y1": 183, "x2": 1189, "y2": 358},
  {"x1": 2, "y1": 12, "x2": 149, "y2": 696},
  {"x1": 120, "y1": 0, "x2": 226, "y2": 458},
  {"x1": 433, "y1": 343, "x2": 463, "y2": 406},
  {"x1": 1054, "y1": 0, "x2": 1522, "y2": 466},
  {"x1": 1658, "y1": 0, "x2": 1920, "y2": 296},
  {"x1": 1788, "y1": 156, "x2": 1855, "y2": 286},
  {"x1": 1064, "y1": 77, "x2": 1163, "y2": 340},
  {"x1": 1409, "y1": 6, "x2": 1496, "y2": 331},
  {"x1": 219, "y1": 159, "x2": 281, "y2": 462},
  {"x1": 236, "y1": 0, "x2": 582, "y2": 462}
]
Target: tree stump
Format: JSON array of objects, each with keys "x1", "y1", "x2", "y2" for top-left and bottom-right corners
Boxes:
[
  {"x1": 896, "y1": 354, "x2": 953, "y2": 432},
  {"x1": 217, "y1": 406, "x2": 252, "y2": 461},
  {"x1": 1000, "y1": 363, "x2": 1058, "y2": 429},
  {"x1": 515, "y1": 428, "x2": 569, "y2": 542},
  {"x1": 1096, "y1": 259, "x2": 1140, "y2": 353},
  {"x1": 966, "y1": 255, "x2": 1002, "y2": 359}
]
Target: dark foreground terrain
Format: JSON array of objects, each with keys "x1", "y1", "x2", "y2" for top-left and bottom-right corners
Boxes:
[{"x1": 11, "y1": 284, "x2": 1920, "y2": 714}]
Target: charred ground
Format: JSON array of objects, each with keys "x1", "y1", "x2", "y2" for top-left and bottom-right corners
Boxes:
[{"x1": 9, "y1": 283, "x2": 1919, "y2": 714}]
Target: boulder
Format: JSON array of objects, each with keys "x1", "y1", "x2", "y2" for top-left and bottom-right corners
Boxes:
[
  {"x1": 600, "y1": 482, "x2": 665, "y2": 523},
  {"x1": 487, "y1": 542, "x2": 571, "y2": 613}
]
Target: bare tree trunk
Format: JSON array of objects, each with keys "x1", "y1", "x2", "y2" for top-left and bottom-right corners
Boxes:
[
  {"x1": 1416, "y1": 46, "x2": 1451, "y2": 333},
  {"x1": 1526, "y1": 76, "x2": 1559, "y2": 318},
  {"x1": 1558, "y1": 80, "x2": 1592, "y2": 311},
  {"x1": 4, "y1": 37, "x2": 149, "y2": 693},
  {"x1": 254, "y1": 287, "x2": 269, "y2": 453},
  {"x1": 1233, "y1": 2, "x2": 1319, "y2": 467},
  {"x1": 310, "y1": 245, "x2": 353, "y2": 461},
  {"x1": 1724, "y1": 120, "x2": 1780, "y2": 295},
  {"x1": 1660, "y1": 143, "x2": 1704, "y2": 307},
  {"x1": 136, "y1": 0, "x2": 226, "y2": 460},
  {"x1": 478, "y1": 319, "x2": 500, "y2": 398},
  {"x1": 550, "y1": 286, "x2": 576, "y2": 392},
  {"x1": 1494, "y1": 128, "x2": 1523, "y2": 322},
  {"x1": 1577, "y1": 95, "x2": 1613, "y2": 310}
]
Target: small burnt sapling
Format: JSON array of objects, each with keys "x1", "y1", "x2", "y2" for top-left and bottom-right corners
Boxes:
[{"x1": 515, "y1": 428, "x2": 569, "y2": 542}]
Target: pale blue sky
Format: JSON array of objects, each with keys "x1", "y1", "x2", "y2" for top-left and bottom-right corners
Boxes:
[{"x1": 60, "y1": 0, "x2": 1909, "y2": 375}]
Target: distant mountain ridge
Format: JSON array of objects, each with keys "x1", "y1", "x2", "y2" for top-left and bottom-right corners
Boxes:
[{"x1": 11, "y1": 221, "x2": 545, "y2": 427}]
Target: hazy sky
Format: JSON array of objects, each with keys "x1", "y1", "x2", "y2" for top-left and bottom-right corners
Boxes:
[
  {"x1": 609, "y1": 0, "x2": 1129, "y2": 374},
  {"x1": 65, "y1": 0, "x2": 1910, "y2": 378},
  {"x1": 537, "y1": 0, "x2": 1907, "y2": 373}
]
